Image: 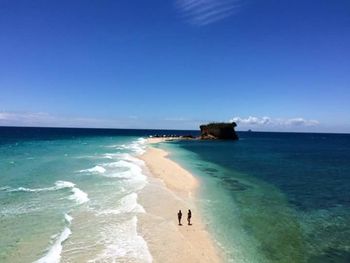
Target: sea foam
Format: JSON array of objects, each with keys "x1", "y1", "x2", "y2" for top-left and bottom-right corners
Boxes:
[
  {"x1": 69, "y1": 187, "x2": 89, "y2": 205},
  {"x1": 56, "y1": 181, "x2": 89, "y2": 205},
  {"x1": 34, "y1": 227, "x2": 71, "y2": 263},
  {"x1": 4, "y1": 181, "x2": 89, "y2": 205},
  {"x1": 5, "y1": 180, "x2": 75, "y2": 193},
  {"x1": 88, "y1": 216, "x2": 152, "y2": 263},
  {"x1": 97, "y1": 193, "x2": 145, "y2": 215},
  {"x1": 79, "y1": 165, "x2": 106, "y2": 174},
  {"x1": 64, "y1": 213, "x2": 73, "y2": 224},
  {"x1": 82, "y1": 153, "x2": 147, "y2": 185},
  {"x1": 34, "y1": 214, "x2": 73, "y2": 263},
  {"x1": 106, "y1": 137, "x2": 147, "y2": 155}
]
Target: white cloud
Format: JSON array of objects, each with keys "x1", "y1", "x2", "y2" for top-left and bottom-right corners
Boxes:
[
  {"x1": 175, "y1": 0, "x2": 241, "y2": 26},
  {"x1": 284, "y1": 118, "x2": 319, "y2": 126},
  {"x1": 0, "y1": 112, "x2": 53, "y2": 123},
  {"x1": 0, "y1": 111, "x2": 203, "y2": 130},
  {"x1": 231, "y1": 116, "x2": 271, "y2": 125},
  {"x1": 229, "y1": 116, "x2": 319, "y2": 128},
  {"x1": 0, "y1": 111, "x2": 123, "y2": 128},
  {"x1": 0, "y1": 111, "x2": 322, "y2": 131},
  {"x1": 164, "y1": 117, "x2": 188, "y2": 121}
]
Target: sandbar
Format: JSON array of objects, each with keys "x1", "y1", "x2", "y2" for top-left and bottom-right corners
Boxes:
[{"x1": 137, "y1": 138, "x2": 223, "y2": 263}]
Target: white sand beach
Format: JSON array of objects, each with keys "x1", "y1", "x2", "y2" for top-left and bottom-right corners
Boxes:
[{"x1": 137, "y1": 138, "x2": 223, "y2": 263}]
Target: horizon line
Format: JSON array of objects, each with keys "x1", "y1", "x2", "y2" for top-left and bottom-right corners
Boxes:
[{"x1": 0, "y1": 125, "x2": 349, "y2": 135}]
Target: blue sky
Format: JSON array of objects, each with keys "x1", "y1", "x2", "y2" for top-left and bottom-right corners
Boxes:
[{"x1": 0, "y1": 0, "x2": 349, "y2": 132}]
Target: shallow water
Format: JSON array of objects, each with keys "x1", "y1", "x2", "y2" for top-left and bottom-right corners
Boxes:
[
  {"x1": 0, "y1": 128, "x2": 154, "y2": 262},
  {"x1": 1, "y1": 128, "x2": 349, "y2": 262},
  {"x1": 162, "y1": 132, "x2": 350, "y2": 263}
]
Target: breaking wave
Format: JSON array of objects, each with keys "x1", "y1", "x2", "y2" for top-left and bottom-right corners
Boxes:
[
  {"x1": 106, "y1": 137, "x2": 147, "y2": 155},
  {"x1": 4, "y1": 181, "x2": 74, "y2": 193},
  {"x1": 79, "y1": 165, "x2": 106, "y2": 174},
  {"x1": 97, "y1": 193, "x2": 145, "y2": 215},
  {"x1": 69, "y1": 187, "x2": 89, "y2": 205},
  {"x1": 3, "y1": 181, "x2": 89, "y2": 205},
  {"x1": 34, "y1": 213, "x2": 73, "y2": 263},
  {"x1": 88, "y1": 216, "x2": 152, "y2": 263}
]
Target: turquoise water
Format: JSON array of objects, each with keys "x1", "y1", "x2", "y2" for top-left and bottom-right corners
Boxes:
[
  {"x1": 1, "y1": 127, "x2": 349, "y2": 263},
  {"x1": 161, "y1": 132, "x2": 350, "y2": 263},
  {"x1": 0, "y1": 129, "x2": 154, "y2": 262}
]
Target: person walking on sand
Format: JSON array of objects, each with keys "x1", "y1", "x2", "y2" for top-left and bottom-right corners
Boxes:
[
  {"x1": 187, "y1": 209, "x2": 192, "y2": 225},
  {"x1": 177, "y1": 210, "x2": 182, "y2": 225}
]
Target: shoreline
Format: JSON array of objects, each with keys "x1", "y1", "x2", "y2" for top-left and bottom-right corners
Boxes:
[{"x1": 137, "y1": 138, "x2": 223, "y2": 262}]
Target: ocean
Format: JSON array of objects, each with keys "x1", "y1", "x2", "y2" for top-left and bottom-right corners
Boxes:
[
  {"x1": 0, "y1": 127, "x2": 194, "y2": 263},
  {"x1": 161, "y1": 132, "x2": 350, "y2": 263},
  {"x1": 1, "y1": 127, "x2": 349, "y2": 262}
]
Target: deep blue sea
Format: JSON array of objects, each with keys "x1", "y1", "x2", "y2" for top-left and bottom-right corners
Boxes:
[{"x1": 1, "y1": 127, "x2": 349, "y2": 263}]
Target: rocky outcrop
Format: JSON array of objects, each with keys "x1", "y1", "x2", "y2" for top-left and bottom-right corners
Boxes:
[{"x1": 200, "y1": 122, "x2": 238, "y2": 140}]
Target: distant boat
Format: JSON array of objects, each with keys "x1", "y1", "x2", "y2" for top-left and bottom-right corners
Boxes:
[{"x1": 247, "y1": 129, "x2": 252, "y2": 132}]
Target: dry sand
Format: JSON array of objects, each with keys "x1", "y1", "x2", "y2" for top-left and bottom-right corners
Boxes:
[{"x1": 137, "y1": 138, "x2": 223, "y2": 263}]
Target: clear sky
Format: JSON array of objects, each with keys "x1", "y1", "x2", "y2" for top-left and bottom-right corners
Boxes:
[{"x1": 0, "y1": 0, "x2": 349, "y2": 132}]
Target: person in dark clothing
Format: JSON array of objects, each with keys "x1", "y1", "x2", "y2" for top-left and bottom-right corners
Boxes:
[
  {"x1": 187, "y1": 209, "x2": 192, "y2": 225},
  {"x1": 177, "y1": 210, "x2": 182, "y2": 225}
]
